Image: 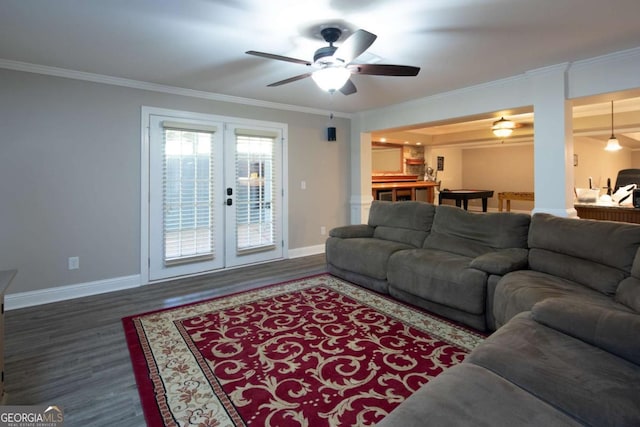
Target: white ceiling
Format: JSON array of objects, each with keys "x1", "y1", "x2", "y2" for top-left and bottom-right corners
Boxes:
[{"x1": 1, "y1": 0, "x2": 640, "y2": 115}]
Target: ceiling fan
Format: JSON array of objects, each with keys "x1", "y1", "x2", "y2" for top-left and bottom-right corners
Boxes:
[{"x1": 246, "y1": 27, "x2": 420, "y2": 95}]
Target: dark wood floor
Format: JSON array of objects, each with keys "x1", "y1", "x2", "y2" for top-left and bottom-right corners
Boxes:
[{"x1": 4, "y1": 254, "x2": 327, "y2": 426}]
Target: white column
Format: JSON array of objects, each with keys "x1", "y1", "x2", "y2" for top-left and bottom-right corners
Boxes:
[
  {"x1": 349, "y1": 117, "x2": 373, "y2": 224},
  {"x1": 528, "y1": 64, "x2": 576, "y2": 217}
]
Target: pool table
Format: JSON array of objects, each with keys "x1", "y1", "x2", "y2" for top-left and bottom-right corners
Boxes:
[{"x1": 439, "y1": 189, "x2": 494, "y2": 212}]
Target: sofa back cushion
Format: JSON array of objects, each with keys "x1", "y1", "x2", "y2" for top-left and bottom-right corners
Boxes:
[
  {"x1": 531, "y1": 298, "x2": 640, "y2": 366},
  {"x1": 369, "y1": 201, "x2": 436, "y2": 247},
  {"x1": 423, "y1": 205, "x2": 530, "y2": 257},
  {"x1": 528, "y1": 213, "x2": 640, "y2": 295},
  {"x1": 616, "y1": 277, "x2": 640, "y2": 312},
  {"x1": 616, "y1": 248, "x2": 640, "y2": 312}
]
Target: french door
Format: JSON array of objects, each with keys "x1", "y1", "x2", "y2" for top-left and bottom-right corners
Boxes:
[{"x1": 145, "y1": 110, "x2": 284, "y2": 282}]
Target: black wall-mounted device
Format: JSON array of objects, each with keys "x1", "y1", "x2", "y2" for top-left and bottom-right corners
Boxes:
[{"x1": 327, "y1": 126, "x2": 336, "y2": 141}]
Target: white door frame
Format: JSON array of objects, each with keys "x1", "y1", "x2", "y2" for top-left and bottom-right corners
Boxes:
[{"x1": 140, "y1": 106, "x2": 289, "y2": 285}]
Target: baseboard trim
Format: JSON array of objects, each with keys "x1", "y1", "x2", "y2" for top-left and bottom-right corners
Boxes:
[
  {"x1": 288, "y1": 244, "x2": 326, "y2": 259},
  {"x1": 6, "y1": 247, "x2": 325, "y2": 310},
  {"x1": 5, "y1": 274, "x2": 142, "y2": 311}
]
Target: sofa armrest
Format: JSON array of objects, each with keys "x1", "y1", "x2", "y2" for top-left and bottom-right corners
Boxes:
[
  {"x1": 532, "y1": 298, "x2": 640, "y2": 366},
  {"x1": 469, "y1": 248, "x2": 528, "y2": 275},
  {"x1": 329, "y1": 224, "x2": 374, "y2": 239}
]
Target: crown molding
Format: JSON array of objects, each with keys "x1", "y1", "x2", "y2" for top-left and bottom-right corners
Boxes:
[
  {"x1": 525, "y1": 62, "x2": 571, "y2": 78},
  {"x1": 569, "y1": 46, "x2": 640, "y2": 69},
  {"x1": 0, "y1": 58, "x2": 353, "y2": 119}
]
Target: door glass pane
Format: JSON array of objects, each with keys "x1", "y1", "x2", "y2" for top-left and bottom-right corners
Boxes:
[
  {"x1": 163, "y1": 129, "x2": 215, "y2": 264},
  {"x1": 235, "y1": 135, "x2": 276, "y2": 254}
]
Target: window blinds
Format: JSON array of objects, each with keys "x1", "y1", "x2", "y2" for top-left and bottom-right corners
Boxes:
[
  {"x1": 234, "y1": 131, "x2": 277, "y2": 254},
  {"x1": 162, "y1": 125, "x2": 216, "y2": 266}
]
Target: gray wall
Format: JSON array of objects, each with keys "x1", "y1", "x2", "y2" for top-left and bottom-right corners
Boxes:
[{"x1": 0, "y1": 69, "x2": 350, "y2": 294}]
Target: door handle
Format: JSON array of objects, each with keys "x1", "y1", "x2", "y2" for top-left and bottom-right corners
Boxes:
[
  {"x1": 227, "y1": 187, "x2": 233, "y2": 196},
  {"x1": 226, "y1": 198, "x2": 233, "y2": 206}
]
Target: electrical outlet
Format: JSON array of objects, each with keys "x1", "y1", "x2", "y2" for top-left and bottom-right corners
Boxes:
[
  {"x1": 301, "y1": 181, "x2": 307, "y2": 190},
  {"x1": 320, "y1": 226, "x2": 326, "y2": 235},
  {"x1": 68, "y1": 256, "x2": 80, "y2": 270}
]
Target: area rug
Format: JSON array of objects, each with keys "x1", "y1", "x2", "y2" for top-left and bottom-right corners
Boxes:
[{"x1": 123, "y1": 274, "x2": 484, "y2": 427}]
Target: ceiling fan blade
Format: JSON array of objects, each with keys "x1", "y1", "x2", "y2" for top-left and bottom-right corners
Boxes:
[
  {"x1": 267, "y1": 72, "x2": 312, "y2": 87},
  {"x1": 334, "y1": 29, "x2": 377, "y2": 64},
  {"x1": 348, "y1": 63, "x2": 420, "y2": 76},
  {"x1": 340, "y1": 79, "x2": 357, "y2": 95},
  {"x1": 246, "y1": 50, "x2": 311, "y2": 66}
]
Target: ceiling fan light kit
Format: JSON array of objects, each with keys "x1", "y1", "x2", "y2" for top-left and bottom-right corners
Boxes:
[
  {"x1": 604, "y1": 100, "x2": 622, "y2": 151},
  {"x1": 311, "y1": 67, "x2": 351, "y2": 92},
  {"x1": 492, "y1": 117, "x2": 516, "y2": 138},
  {"x1": 246, "y1": 27, "x2": 420, "y2": 95}
]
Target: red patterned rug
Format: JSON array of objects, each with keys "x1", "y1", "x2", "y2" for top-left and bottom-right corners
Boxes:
[{"x1": 123, "y1": 274, "x2": 484, "y2": 427}]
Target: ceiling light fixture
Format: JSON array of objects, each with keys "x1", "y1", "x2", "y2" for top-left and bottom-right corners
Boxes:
[
  {"x1": 604, "y1": 100, "x2": 622, "y2": 152},
  {"x1": 311, "y1": 67, "x2": 351, "y2": 92},
  {"x1": 492, "y1": 117, "x2": 516, "y2": 138}
]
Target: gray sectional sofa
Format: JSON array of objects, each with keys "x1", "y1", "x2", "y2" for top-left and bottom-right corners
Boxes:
[
  {"x1": 327, "y1": 201, "x2": 436, "y2": 295},
  {"x1": 327, "y1": 202, "x2": 530, "y2": 331},
  {"x1": 377, "y1": 304, "x2": 640, "y2": 426},
  {"x1": 325, "y1": 201, "x2": 640, "y2": 426},
  {"x1": 494, "y1": 212, "x2": 640, "y2": 327}
]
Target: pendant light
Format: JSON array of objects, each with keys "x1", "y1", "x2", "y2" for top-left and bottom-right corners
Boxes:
[
  {"x1": 604, "y1": 100, "x2": 622, "y2": 151},
  {"x1": 492, "y1": 117, "x2": 515, "y2": 138}
]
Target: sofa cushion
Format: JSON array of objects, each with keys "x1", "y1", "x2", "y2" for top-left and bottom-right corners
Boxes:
[
  {"x1": 529, "y1": 248, "x2": 627, "y2": 296},
  {"x1": 469, "y1": 248, "x2": 529, "y2": 275},
  {"x1": 528, "y1": 213, "x2": 640, "y2": 295},
  {"x1": 326, "y1": 264, "x2": 389, "y2": 294},
  {"x1": 389, "y1": 286, "x2": 488, "y2": 331},
  {"x1": 617, "y1": 276, "x2": 640, "y2": 312},
  {"x1": 325, "y1": 237, "x2": 412, "y2": 281},
  {"x1": 328, "y1": 224, "x2": 373, "y2": 239},
  {"x1": 531, "y1": 298, "x2": 640, "y2": 365},
  {"x1": 616, "y1": 248, "x2": 640, "y2": 311},
  {"x1": 423, "y1": 205, "x2": 530, "y2": 257},
  {"x1": 468, "y1": 312, "x2": 640, "y2": 427},
  {"x1": 493, "y1": 270, "x2": 616, "y2": 327},
  {"x1": 376, "y1": 363, "x2": 583, "y2": 427},
  {"x1": 368, "y1": 201, "x2": 435, "y2": 247},
  {"x1": 388, "y1": 248, "x2": 487, "y2": 314}
]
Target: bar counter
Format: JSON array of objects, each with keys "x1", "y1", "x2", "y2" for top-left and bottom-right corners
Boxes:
[
  {"x1": 372, "y1": 181, "x2": 438, "y2": 203},
  {"x1": 575, "y1": 202, "x2": 640, "y2": 224}
]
